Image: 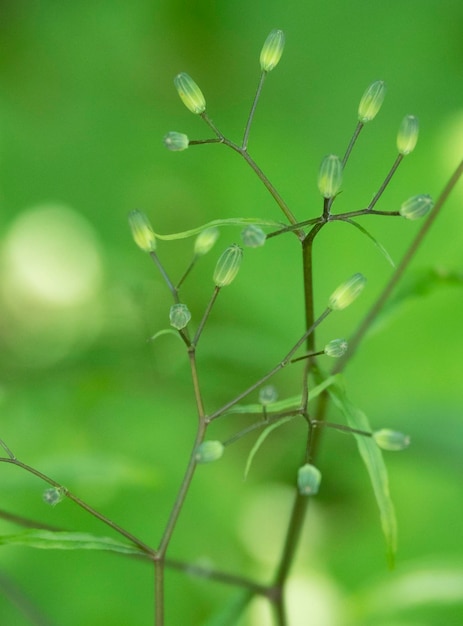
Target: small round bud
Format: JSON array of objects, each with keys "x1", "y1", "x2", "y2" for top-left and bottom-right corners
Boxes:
[
  {"x1": 213, "y1": 244, "x2": 243, "y2": 288},
  {"x1": 241, "y1": 225, "x2": 266, "y2": 248},
  {"x1": 169, "y1": 303, "x2": 191, "y2": 330},
  {"x1": 259, "y1": 385, "x2": 278, "y2": 406},
  {"x1": 328, "y1": 273, "x2": 366, "y2": 311},
  {"x1": 399, "y1": 194, "x2": 433, "y2": 220},
  {"x1": 128, "y1": 210, "x2": 156, "y2": 252},
  {"x1": 397, "y1": 115, "x2": 419, "y2": 155},
  {"x1": 260, "y1": 29, "x2": 285, "y2": 72},
  {"x1": 358, "y1": 80, "x2": 386, "y2": 123},
  {"x1": 318, "y1": 155, "x2": 343, "y2": 199},
  {"x1": 373, "y1": 429, "x2": 410, "y2": 451},
  {"x1": 297, "y1": 464, "x2": 322, "y2": 496},
  {"x1": 194, "y1": 227, "x2": 220, "y2": 257},
  {"x1": 163, "y1": 131, "x2": 189, "y2": 152},
  {"x1": 43, "y1": 487, "x2": 66, "y2": 506},
  {"x1": 324, "y1": 338, "x2": 348, "y2": 358},
  {"x1": 174, "y1": 72, "x2": 206, "y2": 114},
  {"x1": 195, "y1": 440, "x2": 224, "y2": 464}
]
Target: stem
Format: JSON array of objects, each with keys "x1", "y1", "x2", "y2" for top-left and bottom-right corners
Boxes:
[
  {"x1": 368, "y1": 154, "x2": 403, "y2": 211},
  {"x1": 342, "y1": 121, "x2": 364, "y2": 167},
  {"x1": 192, "y1": 286, "x2": 220, "y2": 346},
  {"x1": 150, "y1": 251, "x2": 179, "y2": 303},
  {"x1": 242, "y1": 71, "x2": 267, "y2": 150}
]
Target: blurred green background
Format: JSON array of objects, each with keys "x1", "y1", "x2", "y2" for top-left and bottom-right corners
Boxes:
[{"x1": 1, "y1": 1, "x2": 462, "y2": 624}]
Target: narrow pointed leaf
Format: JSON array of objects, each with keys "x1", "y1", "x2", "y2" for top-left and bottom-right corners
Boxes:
[
  {"x1": 244, "y1": 415, "x2": 294, "y2": 479},
  {"x1": 152, "y1": 217, "x2": 281, "y2": 241},
  {"x1": 201, "y1": 590, "x2": 252, "y2": 626},
  {"x1": 344, "y1": 219, "x2": 396, "y2": 267}
]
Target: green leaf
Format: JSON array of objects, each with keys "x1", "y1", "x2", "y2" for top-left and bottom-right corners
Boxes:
[
  {"x1": 244, "y1": 415, "x2": 295, "y2": 479},
  {"x1": 153, "y1": 217, "x2": 281, "y2": 241},
  {"x1": 201, "y1": 590, "x2": 252, "y2": 626},
  {"x1": 148, "y1": 329, "x2": 183, "y2": 343},
  {"x1": 344, "y1": 219, "x2": 396, "y2": 267},
  {"x1": 328, "y1": 382, "x2": 397, "y2": 567}
]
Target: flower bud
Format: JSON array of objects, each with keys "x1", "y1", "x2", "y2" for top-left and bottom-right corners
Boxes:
[
  {"x1": 194, "y1": 227, "x2": 220, "y2": 256},
  {"x1": 373, "y1": 429, "x2": 410, "y2": 451},
  {"x1": 399, "y1": 194, "x2": 433, "y2": 220},
  {"x1": 397, "y1": 115, "x2": 419, "y2": 155},
  {"x1": 241, "y1": 224, "x2": 266, "y2": 248},
  {"x1": 297, "y1": 464, "x2": 322, "y2": 496},
  {"x1": 43, "y1": 487, "x2": 66, "y2": 506},
  {"x1": 358, "y1": 80, "x2": 386, "y2": 123},
  {"x1": 260, "y1": 29, "x2": 285, "y2": 72},
  {"x1": 128, "y1": 209, "x2": 156, "y2": 252},
  {"x1": 259, "y1": 385, "x2": 278, "y2": 406},
  {"x1": 324, "y1": 338, "x2": 348, "y2": 358},
  {"x1": 213, "y1": 244, "x2": 243, "y2": 288},
  {"x1": 328, "y1": 273, "x2": 366, "y2": 311},
  {"x1": 195, "y1": 440, "x2": 224, "y2": 464},
  {"x1": 318, "y1": 155, "x2": 343, "y2": 199},
  {"x1": 174, "y1": 72, "x2": 206, "y2": 114},
  {"x1": 163, "y1": 131, "x2": 189, "y2": 152},
  {"x1": 169, "y1": 303, "x2": 191, "y2": 330}
]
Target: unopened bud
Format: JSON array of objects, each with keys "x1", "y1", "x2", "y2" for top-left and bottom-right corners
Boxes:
[
  {"x1": 195, "y1": 440, "x2": 224, "y2": 464},
  {"x1": 194, "y1": 227, "x2": 220, "y2": 256},
  {"x1": 128, "y1": 210, "x2": 156, "y2": 252},
  {"x1": 397, "y1": 115, "x2": 419, "y2": 155},
  {"x1": 358, "y1": 80, "x2": 386, "y2": 123},
  {"x1": 373, "y1": 429, "x2": 410, "y2": 451},
  {"x1": 259, "y1": 385, "x2": 278, "y2": 406},
  {"x1": 318, "y1": 155, "x2": 343, "y2": 199},
  {"x1": 399, "y1": 194, "x2": 433, "y2": 220},
  {"x1": 324, "y1": 338, "x2": 348, "y2": 358},
  {"x1": 297, "y1": 464, "x2": 322, "y2": 496},
  {"x1": 43, "y1": 487, "x2": 66, "y2": 506},
  {"x1": 169, "y1": 303, "x2": 191, "y2": 330},
  {"x1": 260, "y1": 29, "x2": 285, "y2": 72},
  {"x1": 241, "y1": 224, "x2": 266, "y2": 248},
  {"x1": 164, "y1": 131, "x2": 189, "y2": 152},
  {"x1": 213, "y1": 244, "x2": 243, "y2": 287},
  {"x1": 329, "y1": 273, "x2": 366, "y2": 311},
  {"x1": 174, "y1": 72, "x2": 206, "y2": 114}
]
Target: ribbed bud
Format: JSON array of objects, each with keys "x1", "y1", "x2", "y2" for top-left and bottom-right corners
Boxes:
[
  {"x1": 128, "y1": 210, "x2": 156, "y2": 252},
  {"x1": 163, "y1": 131, "x2": 189, "y2": 152},
  {"x1": 373, "y1": 429, "x2": 410, "y2": 451},
  {"x1": 297, "y1": 464, "x2": 322, "y2": 496},
  {"x1": 43, "y1": 487, "x2": 66, "y2": 506},
  {"x1": 399, "y1": 194, "x2": 433, "y2": 220},
  {"x1": 213, "y1": 244, "x2": 243, "y2": 287},
  {"x1": 194, "y1": 227, "x2": 220, "y2": 256},
  {"x1": 174, "y1": 72, "x2": 206, "y2": 114},
  {"x1": 241, "y1": 224, "x2": 266, "y2": 248},
  {"x1": 397, "y1": 115, "x2": 419, "y2": 155},
  {"x1": 358, "y1": 80, "x2": 386, "y2": 123},
  {"x1": 328, "y1": 273, "x2": 366, "y2": 311},
  {"x1": 195, "y1": 440, "x2": 224, "y2": 464},
  {"x1": 324, "y1": 338, "x2": 348, "y2": 358},
  {"x1": 259, "y1": 385, "x2": 278, "y2": 406},
  {"x1": 169, "y1": 303, "x2": 191, "y2": 330},
  {"x1": 260, "y1": 29, "x2": 285, "y2": 72},
  {"x1": 318, "y1": 155, "x2": 343, "y2": 199}
]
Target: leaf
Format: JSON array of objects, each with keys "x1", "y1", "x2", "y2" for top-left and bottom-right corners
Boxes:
[
  {"x1": 244, "y1": 415, "x2": 295, "y2": 480},
  {"x1": 344, "y1": 219, "x2": 396, "y2": 267},
  {"x1": 153, "y1": 217, "x2": 282, "y2": 241},
  {"x1": 328, "y1": 382, "x2": 397, "y2": 567},
  {"x1": 201, "y1": 590, "x2": 252, "y2": 626},
  {"x1": 148, "y1": 329, "x2": 182, "y2": 343}
]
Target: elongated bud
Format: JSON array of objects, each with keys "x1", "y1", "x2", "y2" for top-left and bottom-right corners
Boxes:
[
  {"x1": 169, "y1": 303, "x2": 191, "y2": 330},
  {"x1": 194, "y1": 227, "x2": 220, "y2": 256},
  {"x1": 259, "y1": 385, "x2": 278, "y2": 406},
  {"x1": 196, "y1": 440, "x2": 224, "y2": 463},
  {"x1": 241, "y1": 224, "x2": 266, "y2": 248},
  {"x1": 329, "y1": 273, "x2": 366, "y2": 311},
  {"x1": 163, "y1": 131, "x2": 189, "y2": 152},
  {"x1": 358, "y1": 80, "x2": 386, "y2": 123},
  {"x1": 260, "y1": 29, "x2": 285, "y2": 72},
  {"x1": 128, "y1": 210, "x2": 156, "y2": 252},
  {"x1": 174, "y1": 72, "x2": 206, "y2": 114},
  {"x1": 324, "y1": 338, "x2": 348, "y2": 358},
  {"x1": 373, "y1": 429, "x2": 410, "y2": 451},
  {"x1": 213, "y1": 244, "x2": 243, "y2": 287},
  {"x1": 43, "y1": 487, "x2": 66, "y2": 506},
  {"x1": 297, "y1": 464, "x2": 322, "y2": 496},
  {"x1": 318, "y1": 155, "x2": 343, "y2": 199},
  {"x1": 397, "y1": 115, "x2": 419, "y2": 155},
  {"x1": 400, "y1": 194, "x2": 433, "y2": 220}
]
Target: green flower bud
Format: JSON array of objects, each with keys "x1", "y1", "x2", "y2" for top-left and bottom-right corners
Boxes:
[
  {"x1": 43, "y1": 487, "x2": 66, "y2": 506},
  {"x1": 328, "y1": 273, "x2": 366, "y2": 311},
  {"x1": 399, "y1": 194, "x2": 433, "y2": 220},
  {"x1": 297, "y1": 464, "x2": 322, "y2": 496},
  {"x1": 358, "y1": 80, "x2": 386, "y2": 123},
  {"x1": 259, "y1": 385, "x2": 278, "y2": 406},
  {"x1": 169, "y1": 303, "x2": 191, "y2": 330},
  {"x1": 260, "y1": 29, "x2": 285, "y2": 72},
  {"x1": 163, "y1": 131, "x2": 189, "y2": 152},
  {"x1": 128, "y1": 210, "x2": 156, "y2": 252},
  {"x1": 194, "y1": 227, "x2": 220, "y2": 256},
  {"x1": 373, "y1": 429, "x2": 410, "y2": 451},
  {"x1": 318, "y1": 154, "x2": 343, "y2": 199},
  {"x1": 324, "y1": 338, "x2": 348, "y2": 358},
  {"x1": 174, "y1": 72, "x2": 206, "y2": 114},
  {"x1": 213, "y1": 244, "x2": 243, "y2": 288},
  {"x1": 195, "y1": 440, "x2": 224, "y2": 464},
  {"x1": 241, "y1": 224, "x2": 266, "y2": 248},
  {"x1": 397, "y1": 115, "x2": 419, "y2": 155}
]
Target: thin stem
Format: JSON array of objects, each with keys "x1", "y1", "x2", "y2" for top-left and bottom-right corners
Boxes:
[
  {"x1": 192, "y1": 286, "x2": 220, "y2": 346},
  {"x1": 330, "y1": 208, "x2": 400, "y2": 220},
  {"x1": 266, "y1": 217, "x2": 322, "y2": 240},
  {"x1": 368, "y1": 154, "x2": 403, "y2": 212},
  {"x1": 311, "y1": 420, "x2": 372, "y2": 437},
  {"x1": 274, "y1": 492, "x2": 308, "y2": 586},
  {"x1": 342, "y1": 121, "x2": 364, "y2": 167},
  {"x1": 150, "y1": 251, "x2": 179, "y2": 303},
  {"x1": 176, "y1": 255, "x2": 198, "y2": 289},
  {"x1": 242, "y1": 71, "x2": 267, "y2": 150}
]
